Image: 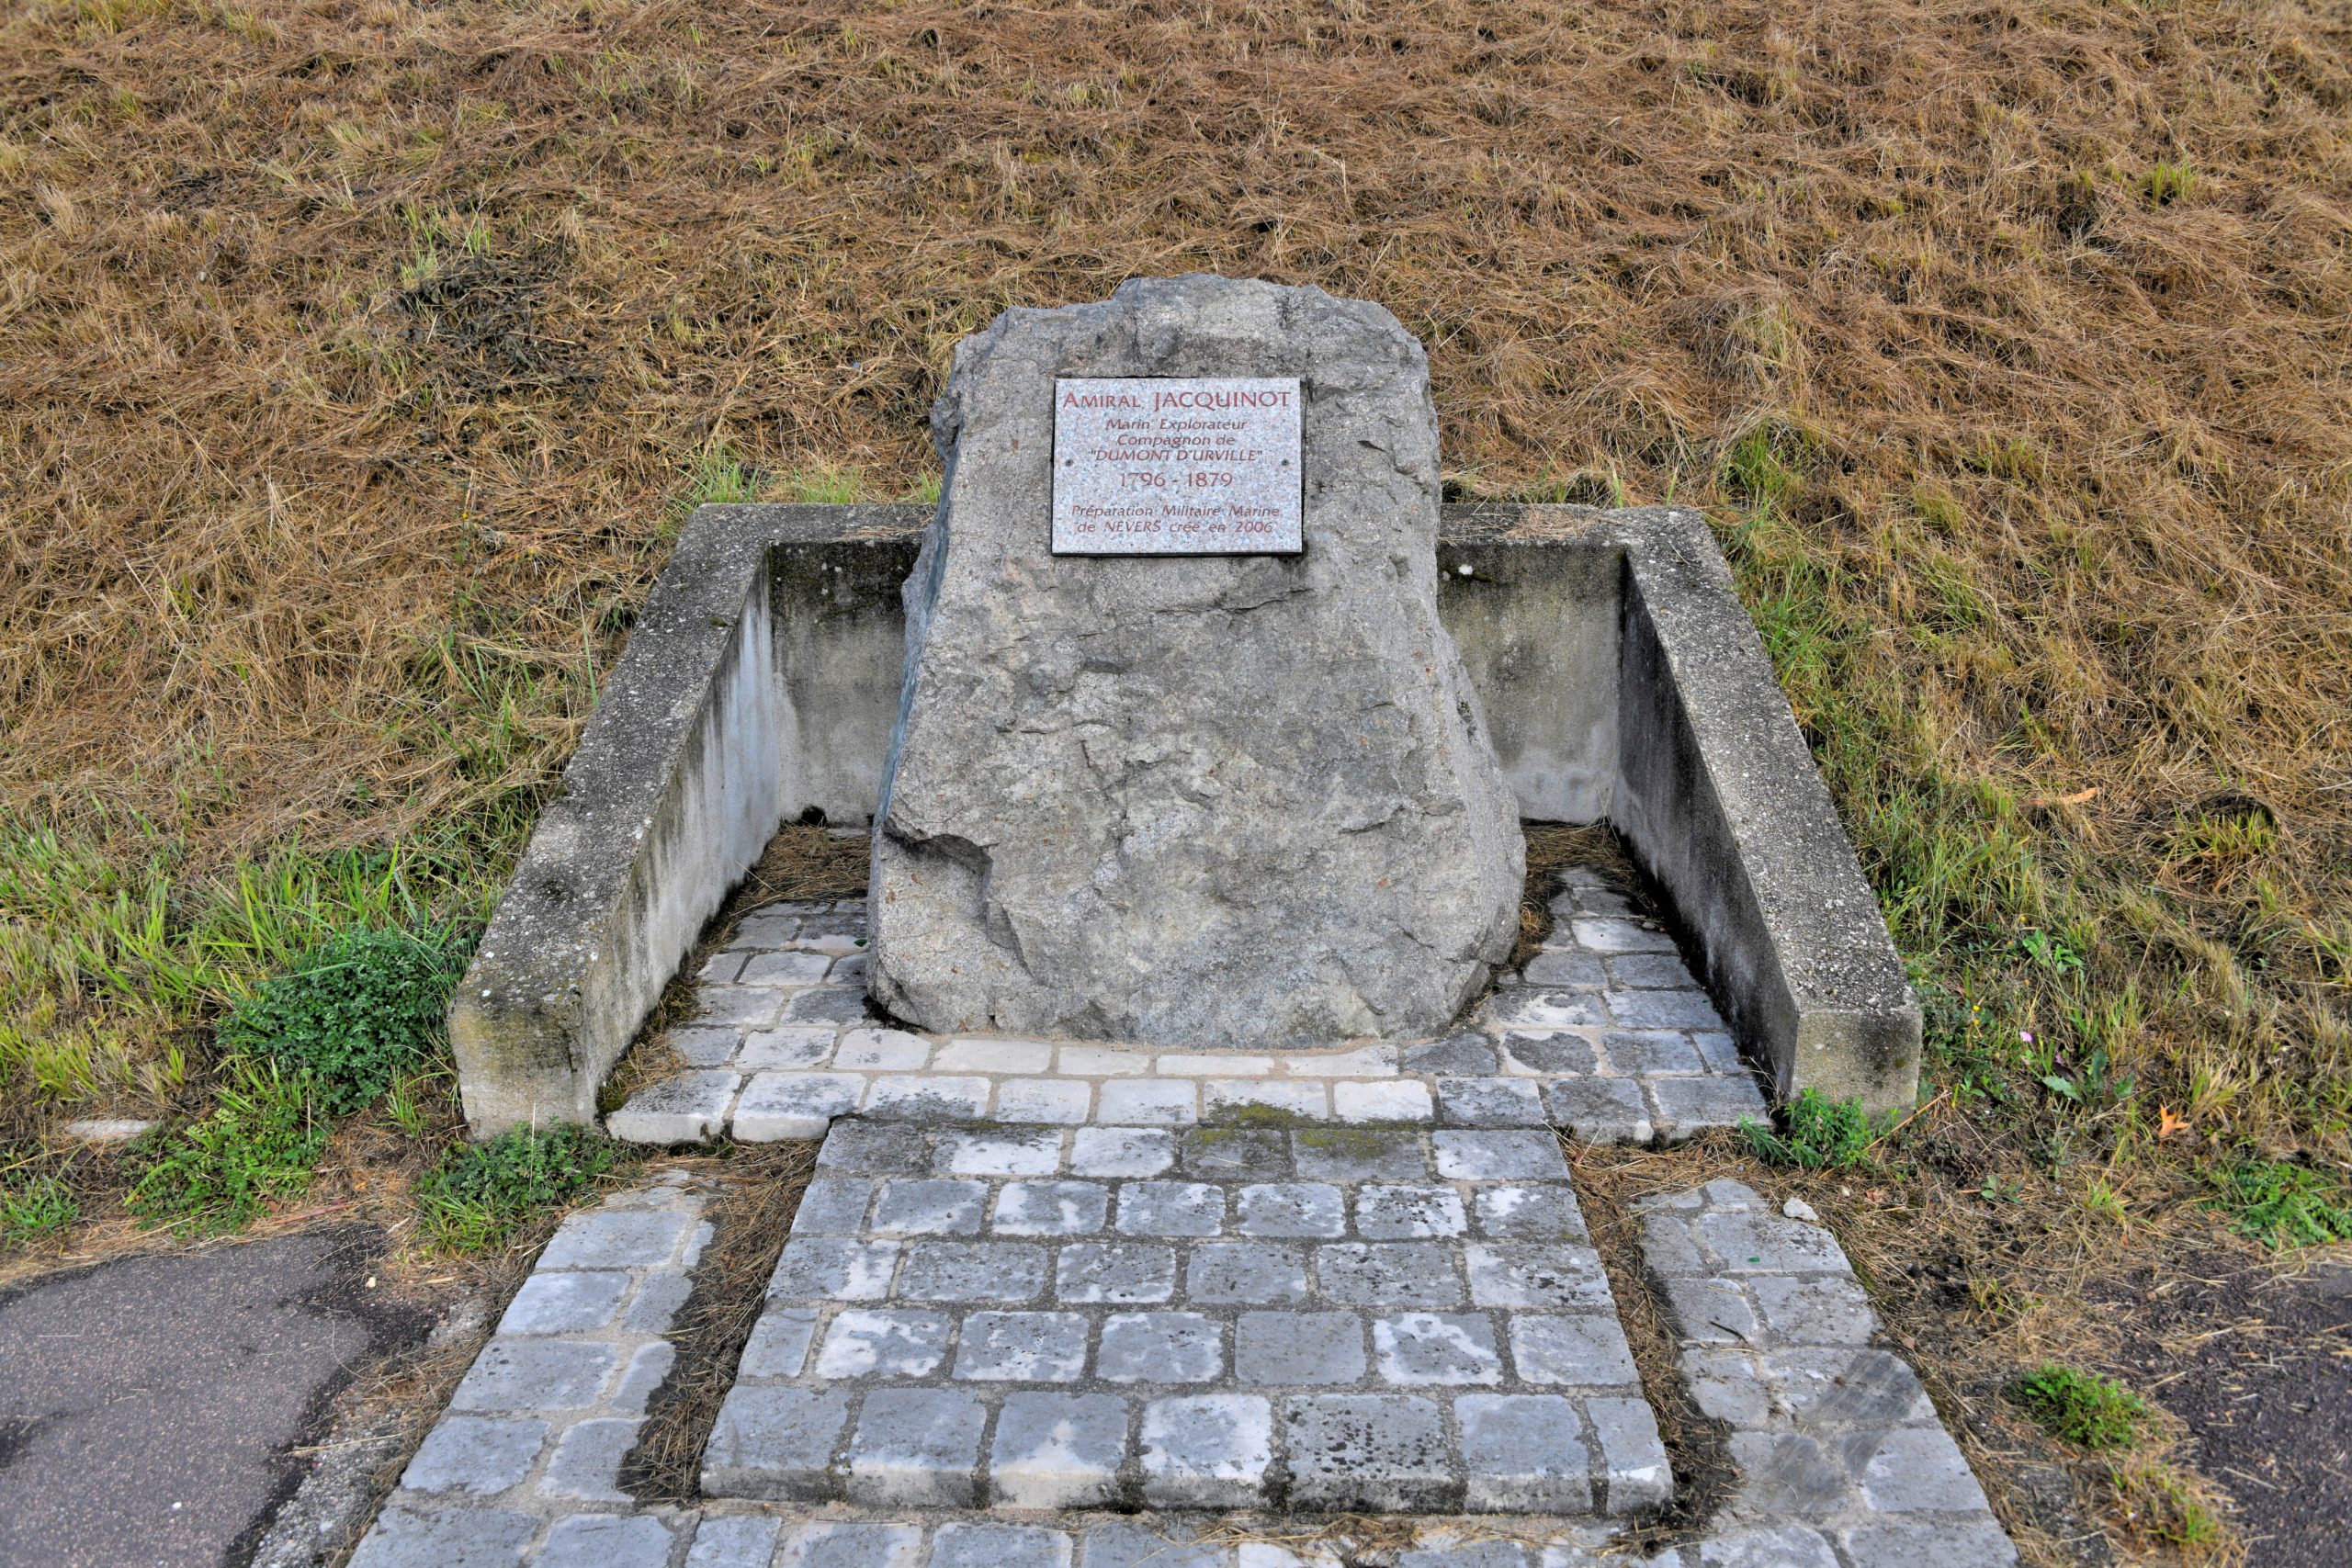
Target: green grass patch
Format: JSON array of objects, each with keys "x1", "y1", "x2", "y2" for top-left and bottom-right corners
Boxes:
[
  {"x1": 413, "y1": 1123, "x2": 625, "y2": 1252},
  {"x1": 219, "y1": 924, "x2": 475, "y2": 1115},
  {"x1": 1, "y1": 1168, "x2": 78, "y2": 1247},
  {"x1": 2204, "y1": 1156, "x2": 2352, "y2": 1249},
  {"x1": 1740, "y1": 1088, "x2": 1878, "y2": 1168},
  {"x1": 2008, "y1": 1363, "x2": 2152, "y2": 1450},
  {"x1": 125, "y1": 1057, "x2": 331, "y2": 1234}
]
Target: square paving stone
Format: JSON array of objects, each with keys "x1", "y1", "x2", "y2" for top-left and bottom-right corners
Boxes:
[
  {"x1": 1436, "y1": 1077, "x2": 1550, "y2": 1126},
  {"x1": 771, "y1": 1237, "x2": 899, "y2": 1302},
  {"x1": 1095, "y1": 1079, "x2": 1199, "y2": 1124},
  {"x1": 696, "y1": 987, "x2": 788, "y2": 1027},
  {"x1": 684, "y1": 1515, "x2": 780, "y2": 1568},
  {"x1": 1373, "y1": 1312, "x2": 1503, "y2": 1385},
  {"x1": 1602, "y1": 953, "x2": 1698, "y2": 989},
  {"x1": 1237, "y1": 1183, "x2": 1345, "y2": 1237},
  {"x1": 989, "y1": 1392, "x2": 1131, "y2": 1509},
  {"x1": 930, "y1": 1522, "x2": 1077, "y2": 1568},
  {"x1": 1317, "y1": 1243, "x2": 1464, "y2": 1307},
  {"x1": 773, "y1": 1521, "x2": 924, "y2": 1568},
  {"x1": 1117, "y1": 1181, "x2": 1226, "y2": 1237},
  {"x1": 741, "y1": 950, "x2": 835, "y2": 985},
  {"x1": 1138, "y1": 1395, "x2": 1273, "y2": 1508},
  {"x1": 1433, "y1": 1130, "x2": 1571, "y2": 1181},
  {"x1": 1660, "y1": 1278, "x2": 1760, "y2": 1347},
  {"x1": 1520, "y1": 950, "x2": 1606, "y2": 987},
  {"x1": 993, "y1": 1180, "x2": 1111, "y2": 1235},
  {"x1": 1761, "y1": 1348, "x2": 1934, "y2": 1425},
  {"x1": 934, "y1": 1038, "x2": 1055, "y2": 1074},
  {"x1": 1057, "y1": 1242, "x2": 1178, "y2": 1303},
  {"x1": 898, "y1": 1242, "x2": 1048, "y2": 1302},
  {"x1": 736, "y1": 1073, "x2": 865, "y2": 1140},
  {"x1": 1653, "y1": 1076, "x2": 1770, "y2": 1135},
  {"x1": 1179, "y1": 1128, "x2": 1292, "y2": 1178},
  {"x1": 348, "y1": 1506, "x2": 539, "y2": 1568},
  {"x1": 400, "y1": 1416, "x2": 547, "y2": 1495},
  {"x1": 1473, "y1": 1183, "x2": 1589, "y2": 1241},
  {"x1": 449, "y1": 1339, "x2": 617, "y2": 1413},
  {"x1": 1292, "y1": 1128, "x2": 1429, "y2": 1179},
  {"x1": 1485, "y1": 989, "x2": 1608, "y2": 1029},
  {"x1": 1835, "y1": 1518, "x2": 2018, "y2": 1568},
  {"x1": 671, "y1": 1026, "x2": 747, "y2": 1067},
  {"x1": 791, "y1": 1179, "x2": 876, "y2": 1236},
  {"x1": 540, "y1": 1209, "x2": 695, "y2": 1270},
  {"x1": 1510, "y1": 1314, "x2": 1641, "y2": 1386},
  {"x1": 1543, "y1": 1078, "x2": 1652, "y2": 1144},
  {"x1": 864, "y1": 1076, "x2": 991, "y2": 1122},
  {"x1": 1588, "y1": 1396, "x2": 1673, "y2": 1512},
  {"x1": 497, "y1": 1269, "x2": 628, "y2": 1335},
  {"x1": 1691, "y1": 1031, "x2": 1745, "y2": 1073},
  {"x1": 1496, "y1": 1032, "x2": 1600, "y2": 1076},
  {"x1": 702, "y1": 1385, "x2": 854, "y2": 1500},
  {"x1": 738, "y1": 1029, "x2": 842, "y2": 1081},
  {"x1": 871, "y1": 1179, "x2": 989, "y2": 1235},
  {"x1": 1752, "y1": 1274, "x2": 1878, "y2": 1346},
  {"x1": 786, "y1": 987, "x2": 873, "y2": 1024},
  {"x1": 846, "y1": 1387, "x2": 987, "y2": 1506},
  {"x1": 739, "y1": 1305, "x2": 820, "y2": 1378},
  {"x1": 1569, "y1": 919, "x2": 1676, "y2": 953},
  {"x1": 1203, "y1": 1079, "x2": 1328, "y2": 1121},
  {"x1": 1456, "y1": 1393, "x2": 1591, "y2": 1513},
  {"x1": 1854, "y1": 1427, "x2": 1989, "y2": 1513},
  {"x1": 936, "y1": 1130, "x2": 1064, "y2": 1176},
  {"x1": 1465, "y1": 1245, "x2": 1612, "y2": 1311},
  {"x1": 817, "y1": 1122, "x2": 930, "y2": 1174},
  {"x1": 1186, "y1": 1242, "x2": 1308, "y2": 1305},
  {"x1": 996, "y1": 1078, "x2": 1095, "y2": 1122},
  {"x1": 1356, "y1": 1185, "x2": 1468, "y2": 1239},
  {"x1": 814, "y1": 1309, "x2": 953, "y2": 1378},
  {"x1": 608, "y1": 1070, "x2": 739, "y2": 1144},
  {"x1": 953, "y1": 1310, "x2": 1090, "y2": 1382},
  {"x1": 1077, "y1": 1521, "x2": 1226, "y2": 1568},
  {"x1": 1607, "y1": 991, "x2": 1725, "y2": 1032},
  {"x1": 1597, "y1": 1030, "x2": 1703, "y2": 1075},
  {"x1": 1098, "y1": 1312, "x2": 1223, "y2": 1382},
  {"x1": 1333, "y1": 1080, "x2": 1435, "y2": 1122},
  {"x1": 541, "y1": 1416, "x2": 640, "y2": 1501},
  {"x1": 1069, "y1": 1128, "x2": 1176, "y2": 1177},
  {"x1": 1233, "y1": 1311, "x2": 1365, "y2": 1385},
  {"x1": 1404, "y1": 1035, "x2": 1499, "y2": 1076},
  {"x1": 832, "y1": 1028, "x2": 932, "y2": 1071},
  {"x1": 1699, "y1": 1213, "x2": 1852, "y2": 1275},
  {"x1": 1282, "y1": 1394, "x2": 1456, "y2": 1511}
]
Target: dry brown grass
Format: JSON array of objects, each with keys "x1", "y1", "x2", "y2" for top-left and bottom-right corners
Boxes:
[{"x1": 5, "y1": 0, "x2": 2352, "y2": 1555}]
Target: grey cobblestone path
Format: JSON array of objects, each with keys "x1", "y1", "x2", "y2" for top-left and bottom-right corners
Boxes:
[
  {"x1": 700, "y1": 1122, "x2": 1662, "y2": 1517},
  {"x1": 351, "y1": 1165, "x2": 2018, "y2": 1567},
  {"x1": 610, "y1": 869, "x2": 1765, "y2": 1148}
]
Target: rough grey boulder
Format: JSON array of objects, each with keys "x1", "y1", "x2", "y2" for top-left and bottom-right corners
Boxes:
[{"x1": 868, "y1": 276, "x2": 1522, "y2": 1046}]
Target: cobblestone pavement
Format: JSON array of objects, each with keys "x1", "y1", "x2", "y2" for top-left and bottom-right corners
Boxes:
[
  {"x1": 701, "y1": 1121, "x2": 1665, "y2": 1516},
  {"x1": 349, "y1": 1162, "x2": 2018, "y2": 1568},
  {"x1": 609, "y1": 869, "x2": 1767, "y2": 1149}
]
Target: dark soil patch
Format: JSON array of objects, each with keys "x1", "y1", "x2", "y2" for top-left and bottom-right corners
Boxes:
[{"x1": 2103, "y1": 1253, "x2": 2352, "y2": 1568}]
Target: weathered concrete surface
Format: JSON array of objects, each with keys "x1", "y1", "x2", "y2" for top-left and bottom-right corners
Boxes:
[
  {"x1": 869, "y1": 278, "x2": 1523, "y2": 1048},
  {"x1": 449, "y1": 506, "x2": 915, "y2": 1135},
  {"x1": 1604, "y1": 506, "x2": 1920, "y2": 1111},
  {"x1": 0, "y1": 1227, "x2": 428, "y2": 1568}
]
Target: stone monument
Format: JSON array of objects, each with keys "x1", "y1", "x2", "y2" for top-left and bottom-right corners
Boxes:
[{"x1": 867, "y1": 276, "x2": 1522, "y2": 1047}]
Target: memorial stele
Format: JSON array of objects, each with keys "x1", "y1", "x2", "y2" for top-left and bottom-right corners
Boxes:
[{"x1": 868, "y1": 275, "x2": 1522, "y2": 1048}]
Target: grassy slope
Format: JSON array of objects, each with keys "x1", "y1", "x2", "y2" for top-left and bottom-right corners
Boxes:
[{"x1": 4, "y1": 0, "x2": 2350, "y2": 1557}]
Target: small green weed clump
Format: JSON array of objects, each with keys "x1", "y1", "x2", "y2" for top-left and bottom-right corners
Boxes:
[
  {"x1": 2206, "y1": 1157, "x2": 2352, "y2": 1249},
  {"x1": 127, "y1": 1058, "x2": 330, "y2": 1233},
  {"x1": 2009, "y1": 1363, "x2": 2152, "y2": 1450},
  {"x1": 1740, "y1": 1088, "x2": 1878, "y2": 1169},
  {"x1": 218, "y1": 925, "x2": 475, "y2": 1115},
  {"x1": 414, "y1": 1124, "x2": 623, "y2": 1251},
  {"x1": 1, "y1": 1168, "x2": 78, "y2": 1247}
]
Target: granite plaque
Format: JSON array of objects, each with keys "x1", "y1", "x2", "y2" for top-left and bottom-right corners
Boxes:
[{"x1": 1050, "y1": 376, "x2": 1304, "y2": 555}]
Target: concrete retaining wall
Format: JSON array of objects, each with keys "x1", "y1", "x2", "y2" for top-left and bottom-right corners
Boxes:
[{"x1": 451, "y1": 502, "x2": 1917, "y2": 1135}]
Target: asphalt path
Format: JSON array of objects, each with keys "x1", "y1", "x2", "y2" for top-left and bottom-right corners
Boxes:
[{"x1": 0, "y1": 1226, "x2": 426, "y2": 1568}]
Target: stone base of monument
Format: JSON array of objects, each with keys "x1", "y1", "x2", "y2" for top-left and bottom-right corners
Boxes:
[{"x1": 450, "y1": 502, "x2": 1919, "y2": 1141}]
